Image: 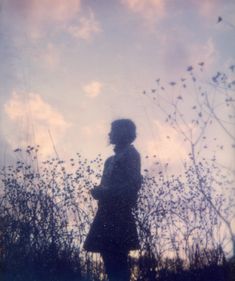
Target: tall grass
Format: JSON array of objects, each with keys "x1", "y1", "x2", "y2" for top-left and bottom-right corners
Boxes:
[{"x1": 0, "y1": 146, "x2": 233, "y2": 280}]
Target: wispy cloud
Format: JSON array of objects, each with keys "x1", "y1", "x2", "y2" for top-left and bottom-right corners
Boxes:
[
  {"x1": 4, "y1": 1, "x2": 102, "y2": 42},
  {"x1": 83, "y1": 81, "x2": 103, "y2": 98},
  {"x1": 36, "y1": 43, "x2": 61, "y2": 70},
  {"x1": 122, "y1": 0, "x2": 165, "y2": 25},
  {"x1": 6, "y1": 0, "x2": 81, "y2": 24},
  {"x1": 191, "y1": 0, "x2": 222, "y2": 18},
  {"x1": 68, "y1": 10, "x2": 101, "y2": 41},
  {"x1": 156, "y1": 26, "x2": 218, "y2": 76},
  {"x1": 4, "y1": 92, "x2": 70, "y2": 157}
]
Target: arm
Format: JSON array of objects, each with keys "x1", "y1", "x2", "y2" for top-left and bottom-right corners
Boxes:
[
  {"x1": 90, "y1": 157, "x2": 113, "y2": 200},
  {"x1": 109, "y1": 147, "x2": 142, "y2": 206}
]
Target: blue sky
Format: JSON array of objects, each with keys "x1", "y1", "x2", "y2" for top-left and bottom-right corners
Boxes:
[{"x1": 0, "y1": 0, "x2": 234, "y2": 168}]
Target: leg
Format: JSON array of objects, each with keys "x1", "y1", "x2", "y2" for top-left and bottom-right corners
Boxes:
[{"x1": 101, "y1": 251, "x2": 130, "y2": 281}]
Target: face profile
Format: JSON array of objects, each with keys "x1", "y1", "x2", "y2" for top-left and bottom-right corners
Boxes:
[
  {"x1": 108, "y1": 119, "x2": 137, "y2": 146},
  {"x1": 108, "y1": 126, "x2": 118, "y2": 145}
]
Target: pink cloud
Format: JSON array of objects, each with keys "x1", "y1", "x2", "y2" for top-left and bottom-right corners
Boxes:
[
  {"x1": 68, "y1": 10, "x2": 101, "y2": 41},
  {"x1": 4, "y1": 1, "x2": 103, "y2": 42},
  {"x1": 122, "y1": 0, "x2": 165, "y2": 25},
  {"x1": 6, "y1": 0, "x2": 81, "y2": 24},
  {"x1": 189, "y1": 0, "x2": 222, "y2": 18},
  {"x1": 122, "y1": 0, "x2": 226, "y2": 26},
  {"x1": 35, "y1": 43, "x2": 61, "y2": 70},
  {"x1": 4, "y1": 92, "x2": 70, "y2": 157},
  {"x1": 83, "y1": 81, "x2": 103, "y2": 98}
]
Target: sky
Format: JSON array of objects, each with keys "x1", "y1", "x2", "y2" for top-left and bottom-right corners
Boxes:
[{"x1": 0, "y1": 0, "x2": 235, "y2": 170}]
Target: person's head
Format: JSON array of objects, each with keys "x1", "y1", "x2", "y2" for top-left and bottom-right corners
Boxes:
[{"x1": 109, "y1": 119, "x2": 136, "y2": 145}]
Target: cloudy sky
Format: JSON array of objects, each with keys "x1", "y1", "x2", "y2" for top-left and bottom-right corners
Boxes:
[{"x1": 0, "y1": 0, "x2": 234, "y2": 169}]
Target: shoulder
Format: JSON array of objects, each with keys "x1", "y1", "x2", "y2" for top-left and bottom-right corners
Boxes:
[
  {"x1": 123, "y1": 145, "x2": 140, "y2": 166},
  {"x1": 126, "y1": 145, "x2": 140, "y2": 159},
  {"x1": 104, "y1": 156, "x2": 114, "y2": 166}
]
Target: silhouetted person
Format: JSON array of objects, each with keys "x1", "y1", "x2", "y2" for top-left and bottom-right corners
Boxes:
[{"x1": 84, "y1": 119, "x2": 142, "y2": 281}]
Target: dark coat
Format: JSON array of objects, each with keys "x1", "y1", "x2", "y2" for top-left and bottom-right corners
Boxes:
[{"x1": 84, "y1": 144, "x2": 142, "y2": 253}]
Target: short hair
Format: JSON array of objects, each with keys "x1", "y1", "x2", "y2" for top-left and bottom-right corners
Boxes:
[{"x1": 111, "y1": 119, "x2": 136, "y2": 144}]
